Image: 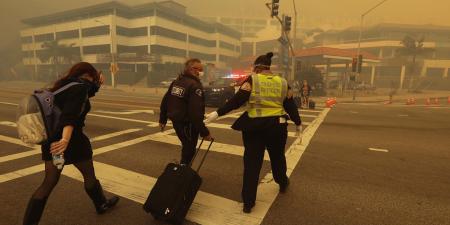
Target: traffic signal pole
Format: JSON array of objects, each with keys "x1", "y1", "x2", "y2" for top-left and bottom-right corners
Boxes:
[
  {"x1": 290, "y1": 0, "x2": 298, "y2": 82},
  {"x1": 266, "y1": 1, "x2": 296, "y2": 80}
]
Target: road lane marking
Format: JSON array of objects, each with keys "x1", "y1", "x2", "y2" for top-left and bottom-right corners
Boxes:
[
  {"x1": 0, "y1": 164, "x2": 44, "y2": 183},
  {"x1": 88, "y1": 113, "x2": 158, "y2": 126},
  {"x1": 299, "y1": 109, "x2": 322, "y2": 113},
  {"x1": 94, "y1": 110, "x2": 154, "y2": 115},
  {"x1": 62, "y1": 161, "x2": 260, "y2": 225},
  {"x1": 369, "y1": 148, "x2": 389, "y2": 152},
  {"x1": 147, "y1": 132, "x2": 270, "y2": 161},
  {"x1": 0, "y1": 134, "x2": 32, "y2": 147},
  {"x1": 91, "y1": 100, "x2": 158, "y2": 109},
  {"x1": 0, "y1": 129, "x2": 143, "y2": 164},
  {"x1": 0, "y1": 149, "x2": 40, "y2": 163},
  {"x1": 0, "y1": 121, "x2": 17, "y2": 127},
  {"x1": 90, "y1": 128, "x2": 143, "y2": 142},
  {"x1": 0, "y1": 101, "x2": 18, "y2": 106},
  {"x1": 251, "y1": 108, "x2": 331, "y2": 223},
  {"x1": 398, "y1": 114, "x2": 409, "y2": 117},
  {"x1": 206, "y1": 122, "x2": 310, "y2": 137}
]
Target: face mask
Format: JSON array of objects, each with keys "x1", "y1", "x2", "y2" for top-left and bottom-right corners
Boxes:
[
  {"x1": 198, "y1": 71, "x2": 204, "y2": 78},
  {"x1": 79, "y1": 78, "x2": 100, "y2": 97}
]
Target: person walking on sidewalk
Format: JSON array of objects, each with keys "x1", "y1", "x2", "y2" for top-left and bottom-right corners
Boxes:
[
  {"x1": 300, "y1": 79, "x2": 312, "y2": 108},
  {"x1": 23, "y1": 62, "x2": 119, "y2": 225},
  {"x1": 159, "y1": 58, "x2": 213, "y2": 165},
  {"x1": 204, "y1": 52, "x2": 302, "y2": 213}
]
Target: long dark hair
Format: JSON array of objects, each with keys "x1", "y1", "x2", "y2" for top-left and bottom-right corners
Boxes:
[{"x1": 50, "y1": 62, "x2": 99, "y2": 92}]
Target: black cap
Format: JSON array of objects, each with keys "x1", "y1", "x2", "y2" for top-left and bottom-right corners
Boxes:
[{"x1": 254, "y1": 52, "x2": 274, "y2": 68}]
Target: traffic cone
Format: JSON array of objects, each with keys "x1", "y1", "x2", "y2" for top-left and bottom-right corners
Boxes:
[
  {"x1": 325, "y1": 98, "x2": 334, "y2": 108},
  {"x1": 411, "y1": 97, "x2": 416, "y2": 105},
  {"x1": 405, "y1": 98, "x2": 411, "y2": 105},
  {"x1": 434, "y1": 97, "x2": 439, "y2": 105},
  {"x1": 425, "y1": 98, "x2": 431, "y2": 105}
]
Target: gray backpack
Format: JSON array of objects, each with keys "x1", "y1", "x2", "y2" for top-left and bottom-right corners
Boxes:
[{"x1": 16, "y1": 82, "x2": 81, "y2": 145}]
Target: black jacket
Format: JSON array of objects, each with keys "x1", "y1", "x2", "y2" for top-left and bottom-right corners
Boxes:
[
  {"x1": 159, "y1": 73, "x2": 210, "y2": 137},
  {"x1": 216, "y1": 76, "x2": 301, "y2": 132}
]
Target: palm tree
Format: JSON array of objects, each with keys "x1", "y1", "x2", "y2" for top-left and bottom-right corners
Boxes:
[
  {"x1": 39, "y1": 39, "x2": 80, "y2": 79},
  {"x1": 396, "y1": 35, "x2": 434, "y2": 91}
]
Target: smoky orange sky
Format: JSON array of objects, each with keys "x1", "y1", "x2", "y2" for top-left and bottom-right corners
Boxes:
[{"x1": 1, "y1": 0, "x2": 450, "y2": 48}]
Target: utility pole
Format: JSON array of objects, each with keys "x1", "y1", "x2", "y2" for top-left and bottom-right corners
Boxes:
[
  {"x1": 354, "y1": 0, "x2": 388, "y2": 101},
  {"x1": 290, "y1": 0, "x2": 298, "y2": 82}
]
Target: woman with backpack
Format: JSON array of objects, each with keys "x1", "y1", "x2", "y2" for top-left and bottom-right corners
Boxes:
[{"x1": 23, "y1": 62, "x2": 119, "y2": 225}]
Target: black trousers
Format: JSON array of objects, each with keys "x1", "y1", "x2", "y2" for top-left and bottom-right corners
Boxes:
[
  {"x1": 173, "y1": 121, "x2": 200, "y2": 165},
  {"x1": 241, "y1": 123, "x2": 289, "y2": 206}
]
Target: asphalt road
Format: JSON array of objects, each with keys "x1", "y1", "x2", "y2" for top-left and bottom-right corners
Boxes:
[{"x1": 0, "y1": 85, "x2": 449, "y2": 225}]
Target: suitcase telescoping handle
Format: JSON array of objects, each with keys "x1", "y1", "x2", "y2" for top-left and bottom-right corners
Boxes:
[{"x1": 189, "y1": 138, "x2": 214, "y2": 173}]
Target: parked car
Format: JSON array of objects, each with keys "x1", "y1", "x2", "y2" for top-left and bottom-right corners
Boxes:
[
  {"x1": 203, "y1": 77, "x2": 237, "y2": 107},
  {"x1": 160, "y1": 77, "x2": 176, "y2": 87}
]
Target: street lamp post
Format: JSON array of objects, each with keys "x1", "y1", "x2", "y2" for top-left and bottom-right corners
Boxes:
[
  {"x1": 95, "y1": 18, "x2": 116, "y2": 88},
  {"x1": 289, "y1": 0, "x2": 298, "y2": 82},
  {"x1": 354, "y1": 0, "x2": 388, "y2": 101}
]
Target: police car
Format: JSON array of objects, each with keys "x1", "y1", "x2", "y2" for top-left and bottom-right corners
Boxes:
[{"x1": 203, "y1": 76, "x2": 246, "y2": 107}]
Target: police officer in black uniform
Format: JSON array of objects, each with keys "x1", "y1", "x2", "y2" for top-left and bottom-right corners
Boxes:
[
  {"x1": 204, "y1": 52, "x2": 302, "y2": 213},
  {"x1": 159, "y1": 58, "x2": 213, "y2": 165}
]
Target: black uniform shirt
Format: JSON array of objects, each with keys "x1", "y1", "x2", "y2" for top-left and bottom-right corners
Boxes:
[
  {"x1": 159, "y1": 73, "x2": 210, "y2": 137},
  {"x1": 216, "y1": 75, "x2": 301, "y2": 131}
]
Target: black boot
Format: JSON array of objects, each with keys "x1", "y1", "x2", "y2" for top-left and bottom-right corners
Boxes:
[
  {"x1": 85, "y1": 180, "x2": 119, "y2": 214},
  {"x1": 23, "y1": 197, "x2": 48, "y2": 225}
]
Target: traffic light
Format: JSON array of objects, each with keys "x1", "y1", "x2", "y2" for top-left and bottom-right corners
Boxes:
[
  {"x1": 351, "y1": 57, "x2": 357, "y2": 72},
  {"x1": 284, "y1": 16, "x2": 292, "y2": 32},
  {"x1": 271, "y1": 0, "x2": 279, "y2": 17},
  {"x1": 357, "y1": 54, "x2": 363, "y2": 73}
]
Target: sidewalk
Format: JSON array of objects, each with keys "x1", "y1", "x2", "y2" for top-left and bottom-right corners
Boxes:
[
  {"x1": 1, "y1": 80, "x2": 449, "y2": 104},
  {"x1": 314, "y1": 88, "x2": 450, "y2": 104}
]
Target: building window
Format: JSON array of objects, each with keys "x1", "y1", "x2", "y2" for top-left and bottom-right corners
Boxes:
[
  {"x1": 117, "y1": 45, "x2": 148, "y2": 54},
  {"x1": 219, "y1": 41, "x2": 235, "y2": 51},
  {"x1": 83, "y1": 44, "x2": 110, "y2": 54},
  {"x1": 151, "y1": 44, "x2": 186, "y2": 57},
  {"x1": 82, "y1": 25, "x2": 110, "y2": 37},
  {"x1": 35, "y1": 33, "x2": 54, "y2": 42},
  {"x1": 189, "y1": 36, "x2": 216, "y2": 47},
  {"x1": 56, "y1": 30, "x2": 79, "y2": 40},
  {"x1": 150, "y1": 26, "x2": 186, "y2": 42},
  {"x1": 219, "y1": 54, "x2": 236, "y2": 64},
  {"x1": 21, "y1": 36, "x2": 33, "y2": 43},
  {"x1": 189, "y1": 51, "x2": 215, "y2": 61},
  {"x1": 116, "y1": 26, "x2": 148, "y2": 37}
]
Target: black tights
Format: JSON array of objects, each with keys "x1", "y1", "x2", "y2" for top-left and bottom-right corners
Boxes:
[{"x1": 31, "y1": 159, "x2": 97, "y2": 200}]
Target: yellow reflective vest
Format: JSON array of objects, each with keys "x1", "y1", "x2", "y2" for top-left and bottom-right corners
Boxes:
[{"x1": 247, "y1": 73, "x2": 288, "y2": 118}]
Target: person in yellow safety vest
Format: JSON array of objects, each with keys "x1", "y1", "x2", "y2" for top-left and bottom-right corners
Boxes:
[{"x1": 204, "y1": 52, "x2": 302, "y2": 213}]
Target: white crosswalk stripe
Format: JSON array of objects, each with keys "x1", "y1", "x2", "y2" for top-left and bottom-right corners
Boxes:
[{"x1": 0, "y1": 99, "x2": 328, "y2": 225}]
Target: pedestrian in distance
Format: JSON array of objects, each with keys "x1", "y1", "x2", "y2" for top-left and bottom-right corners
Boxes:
[
  {"x1": 159, "y1": 58, "x2": 213, "y2": 165},
  {"x1": 23, "y1": 62, "x2": 119, "y2": 225},
  {"x1": 300, "y1": 79, "x2": 312, "y2": 108},
  {"x1": 203, "y1": 52, "x2": 302, "y2": 213}
]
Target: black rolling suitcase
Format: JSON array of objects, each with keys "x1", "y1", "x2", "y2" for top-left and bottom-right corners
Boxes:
[{"x1": 143, "y1": 138, "x2": 213, "y2": 224}]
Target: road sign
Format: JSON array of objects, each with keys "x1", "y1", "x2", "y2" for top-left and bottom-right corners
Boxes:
[{"x1": 110, "y1": 63, "x2": 119, "y2": 74}]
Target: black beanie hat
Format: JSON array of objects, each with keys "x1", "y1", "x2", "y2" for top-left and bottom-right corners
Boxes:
[{"x1": 254, "y1": 52, "x2": 274, "y2": 68}]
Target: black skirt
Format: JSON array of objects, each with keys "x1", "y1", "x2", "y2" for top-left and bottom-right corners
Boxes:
[{"x1": 41, "y1": 128, "x2": 93, "y2": 164}]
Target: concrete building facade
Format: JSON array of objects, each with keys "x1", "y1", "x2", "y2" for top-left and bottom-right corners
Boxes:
[{"x1": 20, "y1": 1, "x2": 241, "y2": 85}]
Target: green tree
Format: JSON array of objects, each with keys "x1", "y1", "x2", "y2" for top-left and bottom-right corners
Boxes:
[
  {"x1": 39, "y1": 39, "x2": 80, "y2": 79},
  {"x1": 396, "y1": 35, "x2": 434, "y2": 91}
]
